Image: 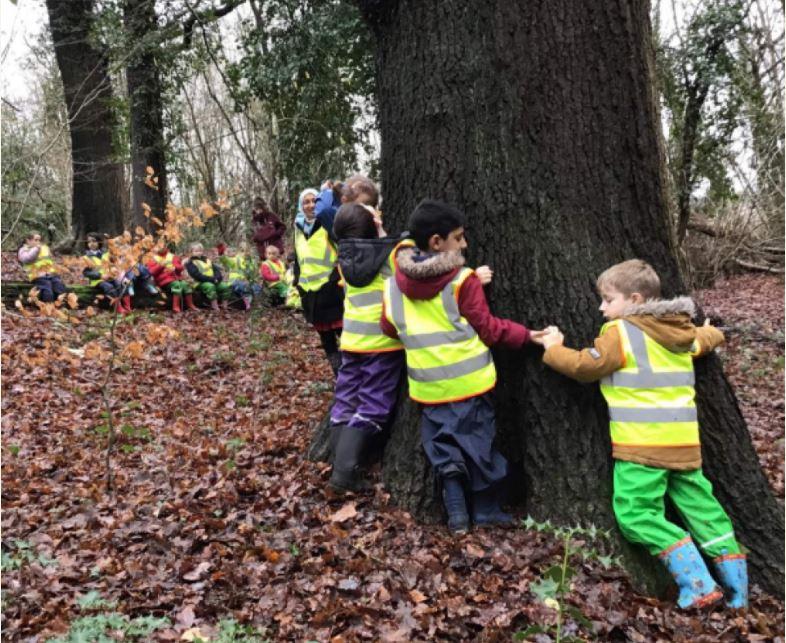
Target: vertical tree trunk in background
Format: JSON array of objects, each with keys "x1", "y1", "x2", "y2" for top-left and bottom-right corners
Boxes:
[
  {"x1": 125, "y1": 0, "x2": 168, "y2": 229},
  {"x1": 358, "y1": 0, "x2": 783, "y2": 597},
  {"x1": 45, "y1": 0, "x2": 125, "y2": 243}
]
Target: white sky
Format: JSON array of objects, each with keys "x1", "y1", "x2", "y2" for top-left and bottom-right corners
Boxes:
[{"x1": 1, "y1": 0, "x2": 48, "y2": 105}]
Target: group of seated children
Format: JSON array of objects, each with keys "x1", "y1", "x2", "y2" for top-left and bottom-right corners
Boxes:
[
  {"x1": 326, "y1": 198, "x2": 747, "y2": 612},
  {"x1": 17, "y1": 230, "x2": 295, "y2": 314}
]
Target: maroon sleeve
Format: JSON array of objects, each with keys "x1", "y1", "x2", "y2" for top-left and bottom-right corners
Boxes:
[
  {"x1": 379, "y1": 300, "x2": 400, "y2": 339},
  {"x1": 457, "y1": 273, "x2": 530, "y2": 348}
]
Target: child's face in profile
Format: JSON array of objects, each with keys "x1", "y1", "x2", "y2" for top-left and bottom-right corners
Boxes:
[
  {"x1": 599, "y1": 287, "x2": 639, "y2": 320},
  {"x1": 429, "y1": 227, "x2": 467, "y2": 253},
  {"x1": 266, "y1": 247, "x2": 280, "y2": 261}
]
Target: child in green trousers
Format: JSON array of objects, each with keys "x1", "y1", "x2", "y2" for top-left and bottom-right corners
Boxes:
[{"x1": 539, "y1": 259, "x2": 747, "y2": 610}]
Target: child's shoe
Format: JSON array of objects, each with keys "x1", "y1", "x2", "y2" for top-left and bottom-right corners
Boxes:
[
  {"x1": 221, "y1": 299, "x2": 230, "y2": 311},
  {"x1": 171, "y1": 294, "x2": 182, "y2": 313},
  {"x1": 210, "y1": 299, "x2": 220, "y2": 312},
  {"x1": 712, "y1": 554, "x2": 748, "y2": 609},
  {"x1": 144, "y1": 281, "x2": 159, "y2": 295},
  {"x1": 471, "y1": 486, "x2": 513, "y2": 527},
  {"x1": 659, "y1": 537, "x2": 723, "y2": 609},
  {"x1": 329, "y1": 426, "x2": 367, "y2": 493},
  {"x1": 442, "y1": 476, "x2": 470, "y2": 534},
  {"x1": 184, "y1": 293, "x2": 199, "y2": 311},
  {"x1": 242, "y1": 296, "x2": 252, "y2": 311},
  {"x1": 122, "y1": 295, "x2": 132, "y2": 314},
  {"x1": 114, "y1": 297, "x2": 128, "y2": 315}
]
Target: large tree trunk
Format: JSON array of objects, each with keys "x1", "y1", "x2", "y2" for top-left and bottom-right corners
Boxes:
[
  {"x1": 46, "y1": 0, "x2": 125, "y2": 243},
  {"x1": 125, "y1": 0, "x2": 168, "y2": 229},
  {"x1": 357, "y1": 0, "x2": 784, "y2": 597}
]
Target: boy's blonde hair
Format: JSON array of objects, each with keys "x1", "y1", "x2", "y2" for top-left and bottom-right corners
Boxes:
[
  {"x1": 596, "y1": 259, "x2": 661, "y2": 299},
  {"x1": 189, "y1": 242, "x2": 204, "y2": 254}
]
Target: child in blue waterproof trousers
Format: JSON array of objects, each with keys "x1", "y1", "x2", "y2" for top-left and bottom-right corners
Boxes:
[
  {"x1": 538, "y1": 259, "x2": 747, "y2": 610},
  {"x1": 380, "y1": 199, "x2": 543, "y2": 533}
]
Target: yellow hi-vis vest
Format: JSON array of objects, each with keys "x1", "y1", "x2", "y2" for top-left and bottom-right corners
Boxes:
[
  {"x1": 192, "y1": 258, "x2": 214, "y2": 278},
  {"x1": 224, "y1": 255, "x2": 249, "y2": 282},
  {"x1": 84, "y1": 253, "x2": 110, "y2": 286},
  {"x1": 152, "y1": 252, "x2": 175, "y2": 271},
  {"x1": 339, "y1": 241, "x2": 411, "y2": 354},
  {"x1": 383, "y1": 267, "x2": 496, "y2": 404},
  {"x1": 294, "y1": 226, "x2": 336, "y2": 291},
  {"x1": 262, "y1": 258, "x2": 286, "y2": 281},
  {"x1": 23, "y1": 245, "x2": 54, "y2": 279},
  {"x1": 600, "y1": 319, "x2": 699, "y2": 448}
]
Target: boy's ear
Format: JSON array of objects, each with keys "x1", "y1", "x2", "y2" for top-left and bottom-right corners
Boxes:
[
  {"x1": 428, "y1": 234, "x2": 443, "y2": 252},
  {"x1": 629, "y1": 292, "x2": 645, "y2": 304}
]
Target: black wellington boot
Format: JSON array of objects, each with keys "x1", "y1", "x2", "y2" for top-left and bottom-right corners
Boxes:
[
  {"x1": 329, "y1": 427, "x2": 368, "y2": 493},
  {"x1": 442, "y1": 475, "x2": 470, "y2": 534}
]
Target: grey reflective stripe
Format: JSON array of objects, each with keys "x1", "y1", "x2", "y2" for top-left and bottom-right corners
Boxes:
[
  {"x1": 388, "y1": 280, "x2": 408, "y2": 335},
  {"x1": 408, "y1": 351, "x2": 492, "y2": 382},
  {"x1": 299, "y1": 269, "x2": 334, "y2": 284},
  {"x1": 348, "y1": 291, "x2": 383, "y2": 307},
  {"x1": 611, "y1": 371, "x2": 695, "y2": 388},
  {"x1": 400, "y1": 326, "x2": 474, "y2": 349},
  {"x1": 610, "y1": 321, "x2": 694, "y2": 388},
  {"x1": 343, "y1": 319, "x2": 382, "y2": 335},
  {"x1": 301, "y1": 256, "x2": 334, "y2": 268},
  {"x1": 608, "y1": 407, "x2": 698, "y2": 423}
]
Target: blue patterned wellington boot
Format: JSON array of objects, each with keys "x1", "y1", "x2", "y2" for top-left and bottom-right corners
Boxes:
[
  {"x1": 659, "y1": 537, "x2": 723, "y2": 609},
  {"x1": 713, "y1": 554, "x2": 748, "y2": 609}
]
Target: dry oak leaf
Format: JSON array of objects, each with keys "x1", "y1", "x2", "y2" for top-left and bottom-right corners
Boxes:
[
  {"x1": 181, "y1": 627, "x2": 209, "y2": 641},
  {"x1": 464, "y1": 543, "x2": 485, "y2": 558},
  {"x1": 409, "y1": 589, "x2": 428, "y2": 604},
  {"x1": 330, "y1": 502, "x2": 358, "y2": 523}
]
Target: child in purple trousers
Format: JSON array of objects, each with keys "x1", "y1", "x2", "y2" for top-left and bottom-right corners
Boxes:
[{"x1": 328, "y1": 202, "x2": 410, "y2": 493}]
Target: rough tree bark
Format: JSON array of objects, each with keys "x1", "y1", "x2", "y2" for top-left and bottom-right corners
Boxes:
[
  {"x1": 125, "y1": 0, "x2": 169, "y2": 229},
  {"x1": 355, "y1": 0, "x2": 783, "y2": 597},
  {"x1": 45, "y1": 0, "x2": 125, "y2": 242}
]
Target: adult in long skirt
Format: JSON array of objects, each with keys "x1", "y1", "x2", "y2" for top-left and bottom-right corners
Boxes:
[{"x1": 292, "y1": 188, "x2": 344, "y2": 375}]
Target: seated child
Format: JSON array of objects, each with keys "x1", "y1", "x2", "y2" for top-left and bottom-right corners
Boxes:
[
  {"x1": 221, "y1": 244, "x2": 254, "y2": 310},
  {"x1": 146, "y1": 241, "x2": 197, "y2": 312},
  {"x1": 380, "y1": 199, "x2": 538, "y2": 533},
  {"x1": 538, "y1": 259, "x2": 747, "y2": 610},
  {"x1": 260, "y1": 245, "x2": 288, "y2": 306},
  {"x1": 83, "y1": 232, "x2": 130, "y2": 314},
  {"x1": 185, "y1": 242, "x2": 232, "y2": 311},
  {"x1": 328, "y1": 202, "x2": 407, "y2": 492},
  {"x1": 18, "y1": 231, "x2": 67, "y2": 303}
]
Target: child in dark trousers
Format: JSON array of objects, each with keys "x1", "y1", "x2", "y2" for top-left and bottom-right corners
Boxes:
[
  {"x1": 380, "y1": 199, "x2": 542, "y2": 533},
  {"x1": 538, "y1": 259, "x2": 747, "y2": 610},
  {"x1": 18, "y1": 231, "x2": 67, "y2": 302},
  {"x1": 328, "y1": 203, "x2": 408, "y2": 492}
]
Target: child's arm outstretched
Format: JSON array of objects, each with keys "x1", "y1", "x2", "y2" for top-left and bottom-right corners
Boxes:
[
  {"x1": 691, "y1": 318, "x2": 725, "y2": 357},
  {"x1": 540, "y1": 326, "x2": 625, "y2": 383}
]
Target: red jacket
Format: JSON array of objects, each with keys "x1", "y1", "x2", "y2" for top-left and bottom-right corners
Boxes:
[
  {"x1": 380, "y1": 247, "x2": 530, "y2": 348},
  {"x1": 146, "y1": 250, "x2": 186, "y2": 288},
  {"x1": 260, "y1": 259, "x2": 285, "y2": 283}
]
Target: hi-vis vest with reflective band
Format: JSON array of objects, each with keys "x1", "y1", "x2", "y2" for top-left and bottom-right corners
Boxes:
[
  {"x1": 383, "y1": 267, "x2": 496, "y2": 404},
  {"x1": 84, "y1": 252, "x2": 110, "y2": 286},
  {"x1": 262, "y1": 259, "x2": 286, "y2": 280},
  {"x1": 600, "y1": 319, "x2": 699, "y2": 448},
  {"x1": 24, "y1": 245, "x2": 54, "y2": 279},
  {"x1": 224, "y1": 255, "x2": 249, "y2": 282},
  {"x1": 339, "y1": 241, "x2": 412, "y2": 353},
  {"x1": 294, "y1": 226, "x2": 336, "y2": 291},
  {"x1": 192, "y1": 258, "x2": 214, "y2": 278},
  {"x1": 153, "y1": 252, "x2": 176, "y2": 271}
]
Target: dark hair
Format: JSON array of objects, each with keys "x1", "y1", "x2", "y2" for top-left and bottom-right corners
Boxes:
[
  {"x1": 408, "y1": 199, "x2": 465, "y2": 250},
  {"x1": 342, "y1": 175, "x2": 379, "y2": 207},
  {"x1": 252, "y1": 197, "x2": 267, "y2": 210},
  {"x1": 85, "y1": 232, "x2": 103, "y2": 249},
  {"x1": 332, "y1": 182, "x2": 343, "y2": 203},
  {"x1": 333, "y1": 203, "x2": 377, "y2": 241}
]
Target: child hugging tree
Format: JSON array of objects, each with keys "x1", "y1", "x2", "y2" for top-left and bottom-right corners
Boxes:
[{"x1": 538, "y1": 259, "x2": 747, "y2": 610}]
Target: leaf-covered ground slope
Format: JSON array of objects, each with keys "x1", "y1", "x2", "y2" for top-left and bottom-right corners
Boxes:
[{"x1": 2, "y1": 274, "x2": 783, "y2": 641}]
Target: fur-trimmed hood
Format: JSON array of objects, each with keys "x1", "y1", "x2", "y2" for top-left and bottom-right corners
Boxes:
[
  {"x1": 394, "y1": 247, "x2": 466, "y2": 300},
  {"x1": 623, "y1": 296, "x2": 698, "y2": 353}
]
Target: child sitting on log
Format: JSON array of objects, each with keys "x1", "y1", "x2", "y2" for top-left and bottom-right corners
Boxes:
[
  {"x1": 537, "y1": 259, "x2": 747, "y2": 610},
  {"x1": 185, "y1": 242, "x2": 232, "y2": 311},
  {"x1": 18, "y1": 231, "x2": 67, "y2": 303},
  {"x1": 221, "y1": 244, "x2": 255, "y2": 310},
  {"x1": 146, "y1": 241, "x2": 197, "y2": 313},
  {"x1": 380, "y1": 200, "x2": 542, "y2": 534},
  {"x1": 83, "y1": 232, "x2": 131, "y2": 314},
  {"x1": 260, "y1": 245, "x2": 288, "y2": 306}
]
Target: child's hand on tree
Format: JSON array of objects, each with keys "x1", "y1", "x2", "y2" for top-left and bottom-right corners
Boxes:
[
  {"x1": 475, "y1": 265, "x2": 494, "y2": 285},
  {"x1": 532, "y1": 326, "x2": 564, "y2": 349}
]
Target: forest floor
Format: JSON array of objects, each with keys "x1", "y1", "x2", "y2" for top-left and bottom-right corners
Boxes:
[{"x1": 1, "y1": 272, "x2": 783, "y2": 642}]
